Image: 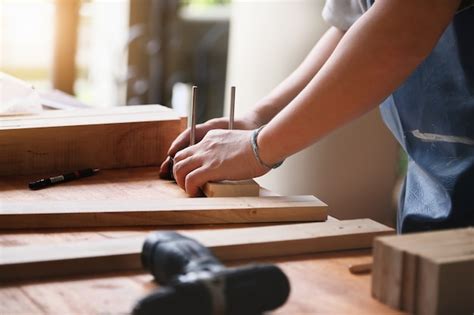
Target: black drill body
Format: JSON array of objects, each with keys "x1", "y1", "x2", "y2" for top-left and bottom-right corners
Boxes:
[{"x1": 133, "y1": 231, "x2": 290, "y2": 315}]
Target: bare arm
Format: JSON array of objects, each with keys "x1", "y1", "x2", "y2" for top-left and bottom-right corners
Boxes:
[
  {"x1": 241, "y1": 26, "x2": 344, "y2": 127},
  {"x1": 160, "y1": 27, "x2": 343, "y2": 177},
  {"x1": 173, "y1": 0, "x2": 461, "y2": 196},
  {"x1": 257, "y1": 0, "x2": 461, "y2": 166}
]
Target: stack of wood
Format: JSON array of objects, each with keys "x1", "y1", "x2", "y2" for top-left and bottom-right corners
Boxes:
[{"x1": 372, "y1": 228, "x2": 474, "y2": 315}]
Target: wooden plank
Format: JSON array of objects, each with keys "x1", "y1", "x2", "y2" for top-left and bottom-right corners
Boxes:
[
  {"x1": 0, "y1": 249, "x2": 403, "y2": 315},
  {"x1": 0, "y1": 287, "x2": 45, "y2": 314},
  {"x1": 382, "y1": 246, "x2": 404, "y2": 308},
  {"x1": 0, "y1": 167, "x2": 190, "y2": 201},
  {"x1": 401, "y1": 250, "x2": 418, "y2": 313},
  {"x1": 0, "y1": 195, "x2": 328, "y2": 229},
  {"x1": 417, "y1": 254, "x2": 474, "y2": 315},
  {"x1": 0, "y1": 167, "x2": 276, "y2": 202},
  {"x1": 0, "y1": 105, "x2": 180, "y2": 127},
  {"x1": 203, "y1": 179, "x2": 260, "y2": 197},
  {"x1": 402, "y1": 235, "x2": 474, "y2": 313},
  {"x1": 371, "y1": 238, "x2": 386, "y2": 302},
  {"x1": 372, "y1": 228, "x2": 474, "y2": 314},
  {"x1": 0, "y1": 105, "x2": 184, "y2": 176},
  {"x1": 0, "y1": 219, "x2": 393, "y2": 282},
  {"x1": 372, "y1": 228, "x2": 473, "y2": 309}
]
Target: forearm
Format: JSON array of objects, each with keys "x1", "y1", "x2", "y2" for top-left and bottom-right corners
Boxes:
[
  {"x1": 240, "y1": 26, "x2": 344, "y2": 128},
  {"x1": 257, "y1": 0, "x2": 461, "y2": 165}
]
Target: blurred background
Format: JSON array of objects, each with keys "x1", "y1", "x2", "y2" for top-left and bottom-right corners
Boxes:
[
  {"x1": 1, "y1": 0, "x2": 230, "y2": 119},
  {"x1": 0, "y1": 0, "x2": 401, "y2": 226}
]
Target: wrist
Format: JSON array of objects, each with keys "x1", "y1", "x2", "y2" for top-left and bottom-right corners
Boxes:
[{"x1": 250, "y1": 126, "x2": 284, "y2": 170}]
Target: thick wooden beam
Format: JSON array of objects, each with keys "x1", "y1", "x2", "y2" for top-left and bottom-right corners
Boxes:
[
  {"x1": 0, "y1": 195, "x2": 327, "y2": 229},
  {"x1": 0, "y1": 219, "x2": 393, "y2": 282},
  {"x1": 372, "y1": 228, "x2": 474, "y2": 315},
  {"x1": 0, "y1": 105, "x2": 184, "y2": 176}
]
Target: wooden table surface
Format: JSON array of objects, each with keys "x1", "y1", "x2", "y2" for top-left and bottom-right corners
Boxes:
[{"x1": 0, "y1": 167, "x2": 401, "y2": 314}]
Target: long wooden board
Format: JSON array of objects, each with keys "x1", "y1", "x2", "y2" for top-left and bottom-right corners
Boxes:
[
  {"x1": 0, "y1": 195, "x2": 327, "y2": 229},
  {"x1": 0, "y1": 250, "x2": 402, "y2": 315},
  {"x1": 0, "y1": 105, "x2": 185, "y2": 176},
  {"x1": 0, "y1": 219, "x2": 393, "y2": 282}
]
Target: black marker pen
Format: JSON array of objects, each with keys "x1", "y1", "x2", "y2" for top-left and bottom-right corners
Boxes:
[{"x1": 28, "y1": 168, "x2": 100, "y2": 190}]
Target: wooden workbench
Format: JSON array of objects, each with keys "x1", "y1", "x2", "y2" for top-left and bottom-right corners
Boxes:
[{"x1": 0, "y1": 167, "x2": 401, "y2": 314}]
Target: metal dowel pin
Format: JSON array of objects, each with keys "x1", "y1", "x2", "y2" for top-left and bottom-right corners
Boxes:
[
  {"x1": 229, "y1": 86, "x2": 235, "y2": 130},
  {"x1": 190, "y1": 86, "x2": 197, "y2": 145}
]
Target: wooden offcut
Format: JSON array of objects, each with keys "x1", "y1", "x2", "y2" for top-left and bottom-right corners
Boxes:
[
  {"x1": 203, "y1": 179, "x2": 260, "y2": 197},
  {"x1": 0, "y1": 195, "x2": 327, "y2": 229},
  {"x1": 0, "y1": 219, "x2": 393, "y2": 281},
  {"x1": 0, "y1": 105, "x2": 186, "y2": 176},
  {"x1": 372, "y1": 228, "x2": 474, "y2": 315}
]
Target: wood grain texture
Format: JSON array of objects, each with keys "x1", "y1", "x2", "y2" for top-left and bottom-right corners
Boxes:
[
  {"x1": 203, "y1": 179, "x2": 260, "y2": 197},
  {"x1": 0, "y1": 167, "x2": 190, "y2": 201},
  {"x1": 0, "y1": 195, "x2": 327, "y2": 229},
  {"x1": 372, "y1": 228, "x2": 474, "y2": 315},
  {"x1": 0, "y1": 167, "x2": 399, "y2": 314},
  {"x1": 0, "y1": 219, "x2": 393, "y2": 282},
  {"x1": 0, "y1": 105, "x2": 185, "y2": 176},
  {"x1": 0, "y1": 167, "x2": 324, "y2": 229},
  {"x1": 0, "y1": 250, "x2": 403, "y2": 315},
  {"x1": 0, "y1": 167, "x2": 276, "y2": 202}
]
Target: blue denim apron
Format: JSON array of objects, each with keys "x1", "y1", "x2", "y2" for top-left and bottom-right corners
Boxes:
[{"x1": 372, "y1": 3, "x2": 474, "y2": 233}]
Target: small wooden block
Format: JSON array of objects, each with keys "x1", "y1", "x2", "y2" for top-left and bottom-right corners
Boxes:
[{"x1": 203, "y1": 179, "x2": 260, "y2": 197}]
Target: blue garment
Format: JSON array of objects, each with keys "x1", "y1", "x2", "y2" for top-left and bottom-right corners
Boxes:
[{"x1": 378, "y1": 6, "x2": 474, "y2": 233}]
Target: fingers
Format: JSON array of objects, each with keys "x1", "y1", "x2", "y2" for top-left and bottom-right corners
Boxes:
[
  {"x1": 159, "y1": 156, "x2": 173, "y2": 179},
  {"x1": 165, "y1": 126, "x2": 260, "y2": 197},
  {"x1": 185, "y1": 167, "x2": 216, "y2": 197},
  {"x1": 173, "y1": 152, "x2": 221, "y2": 197},
  {"x1": 167, "y1": 119, "x2": 228, "y2": 157},
  {"x1": 167, "y1": 128, "x2": 191, "y2": 157},
  {"x1": 173, "y1": 155, "x2": 203, "y2": 190},
  {"x1": 173, "y1": 146, "x2": 194, "y2": 164}
]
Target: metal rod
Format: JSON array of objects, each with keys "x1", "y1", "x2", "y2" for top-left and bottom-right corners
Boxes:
[
  {"x1": 190, "y1": 86, "x2": 197, "y2": 145},
  {"x1": 229, "y1": 86, "x2": 235, "y2": 130}
]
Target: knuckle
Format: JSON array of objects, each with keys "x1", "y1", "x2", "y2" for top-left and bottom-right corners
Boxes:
[
  {"x1": 208, "y1": 158, "x2": 222, "y2": 169},
  {"x1": 174, "y1": 151, "x2": 184, "y2": 161},
  {"x1": 185, "y1": 175, "x2": 199, "y2": 194},
  {"x1": 185, "y1": 174, "x2": 196, "y2": 188},
  {"x1": 173, "y1": 162, "x2": 184, "y2": 179},
  {"x1": 173, "y1": 160, "x2": 182, "y2": 173},
  {"x1": 207, "y1": 142, "x2": 218, "y2": 150},
  {"x1": 206, "y1": 129, "x2": 221, "y2": 138}
]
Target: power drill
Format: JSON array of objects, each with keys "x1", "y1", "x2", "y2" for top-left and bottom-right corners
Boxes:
[{"x1": 132, "y1": 231, "x2": 291, "y2": 315}]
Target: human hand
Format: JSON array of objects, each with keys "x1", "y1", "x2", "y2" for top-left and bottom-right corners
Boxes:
[
  {"x1": 159, "y1": 116, "x2": 260, "y2": 179},
  {"x1": 172, "y1": 129, "x2": 269, "y2": 196}
]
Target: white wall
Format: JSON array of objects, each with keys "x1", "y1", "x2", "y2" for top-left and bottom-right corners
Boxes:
[{"x1": 226, "y1": 0, "x2": 399, "y2": 226}]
